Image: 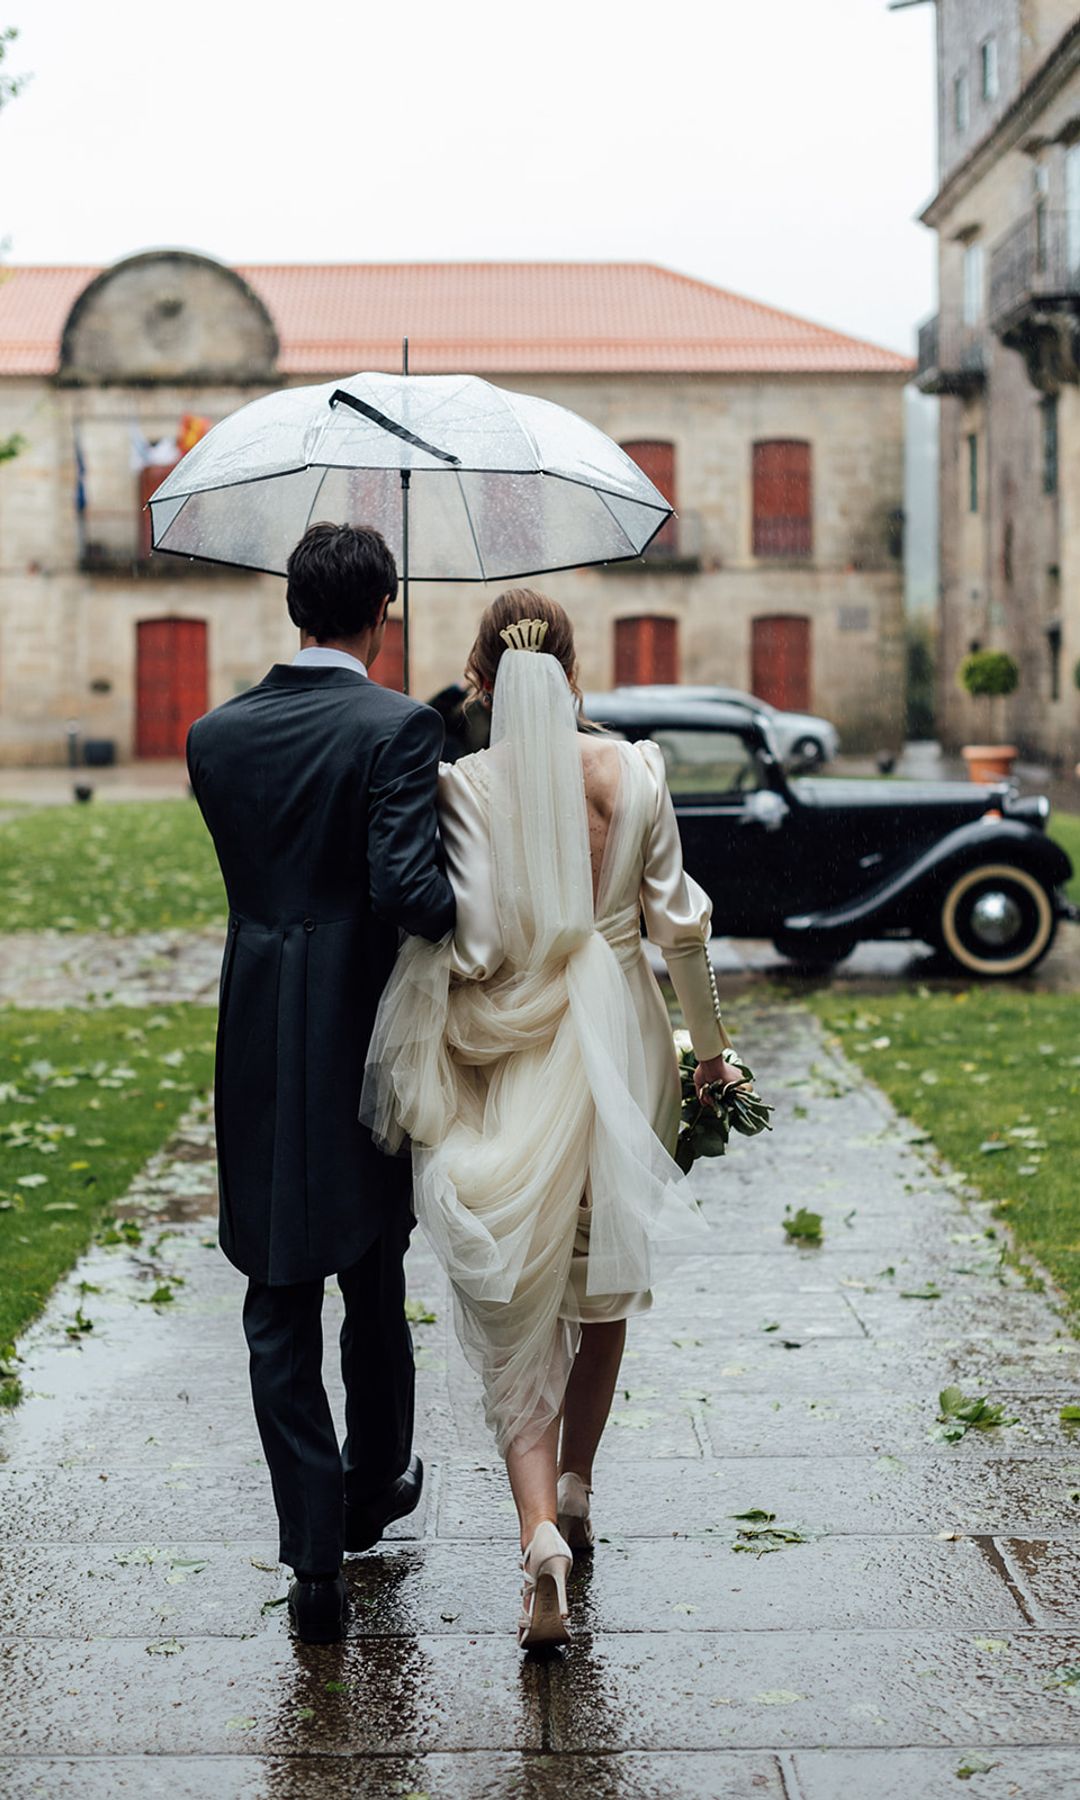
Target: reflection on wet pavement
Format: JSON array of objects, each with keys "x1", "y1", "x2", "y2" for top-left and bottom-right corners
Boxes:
[{"x1": 2, "y1": 1003, "x2": 1080, "y2": 1795}]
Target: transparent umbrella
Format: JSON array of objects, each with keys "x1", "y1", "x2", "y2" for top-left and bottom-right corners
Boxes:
[{"x1": 148, "y1": 359, "x2": 673, "y2": 691}]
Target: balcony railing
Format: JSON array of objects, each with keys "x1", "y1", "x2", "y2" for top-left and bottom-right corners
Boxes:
[
  {"x1": 915, "y1": 312, "x2": 986, "y2": 396},
  {"x1": 989, "y1": 210, "x2": 1080, "y2": 330}
]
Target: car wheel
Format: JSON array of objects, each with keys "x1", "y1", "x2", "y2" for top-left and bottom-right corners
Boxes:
[
  {"x1": 937, "y1": 863, "x2": 1057, "y2": 977},
  {"x1": 790, "y1": 735, "x2": 825, "y2": 770},
  {"x1": 772, "y1": 930, "x2": 856, "y2": 970}
]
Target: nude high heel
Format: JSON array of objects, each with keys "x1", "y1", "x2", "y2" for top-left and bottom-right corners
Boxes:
[
  {"x1": 518, "y1": 1520, "x2": 572, "y2": 1649},
  {"x1": 557, "y1": 1471, "x2": 595, "y2": 1552}
]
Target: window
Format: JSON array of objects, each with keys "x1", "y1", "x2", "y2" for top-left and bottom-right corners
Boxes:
[
  {"x1": 981, "y1": 38, "x2": 999, "y2": 101},
  {"x1": 614, "y1": 615, "x2": 679, "y2": 685},
  {"x1": 752, "y1": 440, "x2": 812, "y2": 558},
  {"x1": 620, "y1": 440, "x2": 676, "y2": 553},
  {"x1": 651, "y1": 728, "x2": 763, "y2": 799},
  {"x1": 1047, "y1": 622, "x2": 1063, "y2": 703},
  {"x1": 962, "y1": 242, "x2": 984, "y2": 327},
  {"x1": 1067, "y1": 145, "x2": 1080, "y2": 275},
  {"x1": 967, "y1": 433, "x2": 979, "y2": 513},
  {"x1": 954, "y1": 71, "x2": 970, "y2": 132},
  {"x1": 1042, "y1": 396, "x2": 1059, "y2": 495}
]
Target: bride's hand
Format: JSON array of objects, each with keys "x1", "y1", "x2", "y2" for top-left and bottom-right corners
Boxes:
[{"x1": 694, "y1": 1054, "x2": 748, "y2": 1107}]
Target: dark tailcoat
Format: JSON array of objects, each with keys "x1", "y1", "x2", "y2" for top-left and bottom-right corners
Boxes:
[{"x1": 187, "y1": 664, "x2": 455, "y2": 1286}]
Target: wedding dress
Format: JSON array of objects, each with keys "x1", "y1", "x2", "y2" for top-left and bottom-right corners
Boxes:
[{"x1": 362, "y1": 647, "x2": 726, "y2": 1456}]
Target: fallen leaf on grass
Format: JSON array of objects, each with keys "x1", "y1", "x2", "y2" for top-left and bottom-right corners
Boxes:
[{"x1": 1060, "y1": 1405, "x2": 1080, "y2": 1424}]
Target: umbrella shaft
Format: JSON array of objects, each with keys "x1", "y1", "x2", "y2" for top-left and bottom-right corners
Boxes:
[{"x1": 401, "y1": 468, "x2": 410, "y2": 696}]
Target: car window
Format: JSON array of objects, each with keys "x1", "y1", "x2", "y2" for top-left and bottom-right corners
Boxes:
[{"x1": 652, "y1": 728, "x2": 764, "y2": 797}]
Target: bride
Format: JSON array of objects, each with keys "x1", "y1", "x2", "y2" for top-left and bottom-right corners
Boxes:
[{"x1": 362, "y1": 589, "x2": 744, "y2": 1648}]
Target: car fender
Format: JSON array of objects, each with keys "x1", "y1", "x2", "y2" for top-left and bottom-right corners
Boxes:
[{"x1": 782, "y1": 817, "x2": 1074, "y2": 937}]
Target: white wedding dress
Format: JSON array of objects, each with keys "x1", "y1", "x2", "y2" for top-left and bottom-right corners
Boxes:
[{"x1": 362, "y1": 650, "x2": 726, "y2": 1456}]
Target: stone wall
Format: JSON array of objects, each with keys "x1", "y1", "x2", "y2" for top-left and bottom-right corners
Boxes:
[
  {"x1": 932, "y1": 50, "x2": 1080, "y2": 763},
  {"x1": 0, "y1": 366, "x2": 906, "y2": 764}
]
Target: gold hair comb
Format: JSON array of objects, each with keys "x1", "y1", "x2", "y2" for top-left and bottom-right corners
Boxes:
[{"x1": 499, "y1": 618, "x2": 550, "y2": 652}]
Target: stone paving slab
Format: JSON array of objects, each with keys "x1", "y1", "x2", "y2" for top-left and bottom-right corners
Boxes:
[
  {"x1": 434, "y1": 1454, "x2": 1080, "y2": 1540},
  {"x1": 3, "y1": 1001, "x2": 1080, "y2": 1782},
  {"x1": 0, "y1": 1636, "x2": 546, "y2": 1754},
  {"x1": 790, "y1": 1748, "x2": 1080, "y2": 1798},
  {"x1": 543, "y1": 1630, "x2": 1080, "y2": 1750},
  {"x1": 0, "y1": 1752, "x2": 790, "y2": 1800},
  {"x1": 0, "y1": 1534, "x2": 1032, "y2": 1639}
]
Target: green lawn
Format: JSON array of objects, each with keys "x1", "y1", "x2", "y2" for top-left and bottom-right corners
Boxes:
[
  {"x1": 1050, "y1": 811, "x2": 1080, "y2": 902},
  {"x1": 0, "y1": 1005, "x2": 215, "y2": 1397},
  {"x1": 0, "y1": 799, "x2": 224, "y2": 933},
  {"x1": 808, "y1": 987, "x2": 1080, "y2": 1318}
]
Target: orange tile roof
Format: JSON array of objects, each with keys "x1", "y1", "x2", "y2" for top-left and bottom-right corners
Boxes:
[{"x1": 0, "y1": 260, "x2": 913, "y2": 378}]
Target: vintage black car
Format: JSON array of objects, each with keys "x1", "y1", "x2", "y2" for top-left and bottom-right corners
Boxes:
[{"x1": 583, "y1": 691, "x2": 1076, "y2": 978}]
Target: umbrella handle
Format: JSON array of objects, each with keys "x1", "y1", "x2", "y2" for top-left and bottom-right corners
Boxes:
[{"x1": 327, "y1": 390, "x2": 461, "y2": 466}]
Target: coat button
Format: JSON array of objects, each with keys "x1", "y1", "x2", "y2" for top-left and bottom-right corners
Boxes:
[{"x1": 303, "y1": 917, "x2": 316, "y2": 933}]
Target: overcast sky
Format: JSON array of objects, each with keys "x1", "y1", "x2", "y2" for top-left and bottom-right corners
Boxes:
[{"x1": 1, "y1": 0, "x2": 937, "y2": 355}]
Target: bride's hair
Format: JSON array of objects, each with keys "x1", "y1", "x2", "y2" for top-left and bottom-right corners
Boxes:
[{"x1": 464, "y1": 589, "x2": 583, "y2": 706}]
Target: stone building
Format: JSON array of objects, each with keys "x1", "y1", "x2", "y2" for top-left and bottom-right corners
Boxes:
[
  {"x1": 0, "y1": 253, "x2": 909, "y2": 765},
  {"x1": 914, "y1": 0, "x2": 1080, "y2": 761}
]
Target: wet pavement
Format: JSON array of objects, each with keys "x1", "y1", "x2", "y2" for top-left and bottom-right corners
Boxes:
[{"x1": 2, "y1": 1005, "x2": 1080, "y2": 1794}]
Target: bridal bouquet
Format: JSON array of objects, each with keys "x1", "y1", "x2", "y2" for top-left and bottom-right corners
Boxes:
[{"x1": 673, "y1": 1029, "x2": 774, "y2": 1174}]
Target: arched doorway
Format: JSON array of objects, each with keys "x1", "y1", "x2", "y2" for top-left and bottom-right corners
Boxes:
[
  {"x1": 750, "y1": 614, "x2": 811, "y2": 712},
  {"x1": 136, "y1": 617, "x2": 208, "y2": 758}
]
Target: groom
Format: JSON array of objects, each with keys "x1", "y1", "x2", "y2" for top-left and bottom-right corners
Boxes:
[{"x1": 187, "y1": 522, "x2": 455, "y2": 1643}]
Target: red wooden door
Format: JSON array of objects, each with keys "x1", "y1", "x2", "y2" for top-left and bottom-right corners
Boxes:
[
  {"x1": 751, "y1": 614, "x2": 811, "y2": 712},
  {"x1": 136, "y1": 618, "x2": 208, "y2": 758},
  {"x1": 752, "y1": 441, "x2": 812, "y2": 557},
  {"x1": 621, "y1": 440, "x2": 676, "y2": 552},
  {"x1": 371, "y1": 617, "x2": 404, "y2": 692},
  {"x1": 615, "y1": 615, "x2": 679, "y2": 686}
]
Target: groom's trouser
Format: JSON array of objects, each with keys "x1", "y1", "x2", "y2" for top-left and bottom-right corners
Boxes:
[{"x1": 242, "y1": 1211, "x2": 415, "y2": 1576}]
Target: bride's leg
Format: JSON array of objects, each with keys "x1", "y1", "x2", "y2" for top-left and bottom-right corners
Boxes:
[
  {"x1": 505, "y1": 1413, "x2": 561, "y2": 1552},
  {"x1": 559, "y1": 1319, "x2": 626, "y2": 1484}
]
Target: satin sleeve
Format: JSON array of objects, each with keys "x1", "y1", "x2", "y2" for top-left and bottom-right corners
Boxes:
[
  {"x1": 437, "y1": 761, "x2": 504, "y2": 982},
  {"x1": 635, "y1": 740, "x2": 726, "y2": 1061}
]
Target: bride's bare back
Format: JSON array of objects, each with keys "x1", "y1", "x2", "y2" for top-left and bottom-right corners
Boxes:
[{"x1": 580, "y1": 735, "x2": 623, "y2": 903}]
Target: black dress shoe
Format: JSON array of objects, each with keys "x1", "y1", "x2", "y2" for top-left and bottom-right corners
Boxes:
[
  {"x1": 344, "y1": 1453, "x2": 424, "y2": 1553},
  {"x1": 287, "y1": 1572, "x2": 349, "y2": 1644}
]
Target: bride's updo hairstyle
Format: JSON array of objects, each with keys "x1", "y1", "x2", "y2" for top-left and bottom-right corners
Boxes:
[{"x1": 464, "y1": 589, "x2": 584, "y2": 708}]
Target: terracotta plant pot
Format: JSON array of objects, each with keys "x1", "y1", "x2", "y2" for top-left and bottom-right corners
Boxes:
[{"x1": 962, "y1": 745, "x2": 1018, "y2": 783}]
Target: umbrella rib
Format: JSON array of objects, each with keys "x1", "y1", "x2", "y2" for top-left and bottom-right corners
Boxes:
[
  {"x1": 594, "y1": 486, "x2": 642, "y2": 555},
  {"x1": 301, "y1": 466, "x2": 330, "y2": 539},
  {"x1": 455, "y1": 471, "x2": 487, "y2": 582}
]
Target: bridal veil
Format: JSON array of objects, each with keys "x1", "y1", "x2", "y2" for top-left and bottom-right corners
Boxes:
[{"x1": 361, "y1": 647, "x2": 707, "y2": 1454}]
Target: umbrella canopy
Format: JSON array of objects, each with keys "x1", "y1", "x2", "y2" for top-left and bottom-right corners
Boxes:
[{"x1": 147, "y1": 371, "x2": 673, "y2": 581}]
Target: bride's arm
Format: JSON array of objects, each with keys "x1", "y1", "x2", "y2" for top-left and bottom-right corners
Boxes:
[
  {"x1": 438, "y1": 762, "x2": 504, "y2": 981},
  {"x1": 636, "y1": 740, "x2": 728, "y2": 1062}
]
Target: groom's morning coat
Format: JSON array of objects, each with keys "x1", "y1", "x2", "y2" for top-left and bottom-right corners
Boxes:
[{"x1": 187, "y1": 665, "x2": 455, "y2": 1286}]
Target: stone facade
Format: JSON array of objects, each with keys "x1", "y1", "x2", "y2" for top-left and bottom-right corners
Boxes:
[
  {"x1": 0, "y1": 255, "x2": 908, "y2": 765},
  {"x1": 920, "y1": 4, "x2": 1080, "y2": 763}
]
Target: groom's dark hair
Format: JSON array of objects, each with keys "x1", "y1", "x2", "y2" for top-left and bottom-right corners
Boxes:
[{"x1": 286, "y1": 522, "x2": 398, "y2": 641}]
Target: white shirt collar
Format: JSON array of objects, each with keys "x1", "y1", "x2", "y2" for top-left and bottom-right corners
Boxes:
[{"x1": 292, "y1": 645, "x2": 368, "y2": 677}]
